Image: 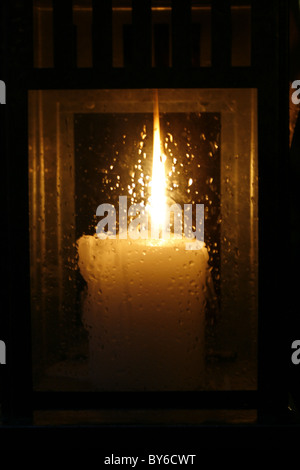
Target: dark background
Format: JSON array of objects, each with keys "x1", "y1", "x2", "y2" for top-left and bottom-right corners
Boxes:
[{"x1": 0, "y1": 0, "x2": 299, "y2": 449}]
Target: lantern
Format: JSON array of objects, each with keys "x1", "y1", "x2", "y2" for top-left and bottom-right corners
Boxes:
[{"x1": 1, "y1": 0, "x2": 296, "y2": 445}]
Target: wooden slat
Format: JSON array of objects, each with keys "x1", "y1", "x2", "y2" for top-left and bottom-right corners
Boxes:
[
  {"x1": 28, "y1": 66, "x2": 259, "y2": 90},
  {"x1": 251, "y1": 0, "x2": 277, "y2": 73},
  {"x1": 53, "y1": 0, "x2": 76, "y2": 69},
  {"x1": 132, "y1": 0, "x2": 152, "y2": 70},
  {"x1": 1, "y1": 0, "x2": 34, "y2": 425},
  {"x1": 154, "y1": 23, "x2": 170, "y2": 67},
  {"x1": 33, "y1": 390, "x2": 258, "y2": 410},
  {"x1": 251, "y1": 0, "x2": 288, "y2": 422},
  {"x1": 92, "y1": 0, "x2": 113, "y2": 69},
  {"x1": 211, "y1": 0, "x2": 231, "y2": 69},
  {"x1": 5, "y1": 0, "x2": 34, "y2": 73},
  {"x1": 172, "y1": 0, "x2": 192, "y2": 69}
]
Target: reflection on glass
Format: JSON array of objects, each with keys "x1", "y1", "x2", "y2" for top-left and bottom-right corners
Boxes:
[{"x1": 28, "y1": 89, "x2": 258, "y2": 395}]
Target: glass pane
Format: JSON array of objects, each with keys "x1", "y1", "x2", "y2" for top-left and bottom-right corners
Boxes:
[
  {"x1": 231, "y1": 5, "x2": 251, "y2": 67},
  {"x1": 33, "y1": 0, "x2": 54, "y2": 68},
  {"x1": 28, "y1": 88, "x2": 258, "y2": 393},
  {"x1": 191, "y1": 1, "x2": 211, "y2": 67}
]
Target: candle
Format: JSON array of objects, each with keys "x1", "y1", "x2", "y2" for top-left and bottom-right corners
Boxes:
[
  {"x1": 77, "y1": 89, "x2": 211, "y2": 390},
  {"x1": 77, "y1": 235, "x2": 209, "y2": 390}
]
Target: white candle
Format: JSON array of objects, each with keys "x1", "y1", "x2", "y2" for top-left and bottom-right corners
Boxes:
[
  {"x1": 77, "y1": 234, "x2": 209, "y2": 391},
  {"x1": 77, "y1": 90, "x2": 210, "y2": 391}
]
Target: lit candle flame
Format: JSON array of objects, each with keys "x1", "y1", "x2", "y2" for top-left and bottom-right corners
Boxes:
[{"x1": 150, "y1": 90, "x2": 166, "y2": 236}]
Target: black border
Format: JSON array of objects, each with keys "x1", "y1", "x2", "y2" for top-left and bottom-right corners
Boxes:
[{"x1": 1, "y1": 1, "x2": 299, "y2": 444}]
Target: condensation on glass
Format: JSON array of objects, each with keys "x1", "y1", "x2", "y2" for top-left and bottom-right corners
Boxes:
[{"x1": 28, "y1": 88, "x2": 258, "y2": 396}]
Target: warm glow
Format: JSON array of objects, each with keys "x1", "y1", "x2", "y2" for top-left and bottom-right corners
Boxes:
[{"x1": 150, "y1": 90, "x2": 167, "y2": 236}]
